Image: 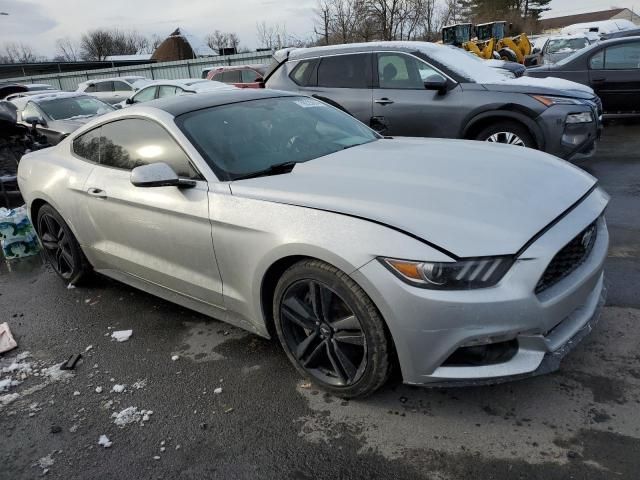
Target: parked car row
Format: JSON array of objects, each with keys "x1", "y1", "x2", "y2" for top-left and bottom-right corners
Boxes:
[{"x1": 5, "y1": 36, "x2": 638, "y2": 156}]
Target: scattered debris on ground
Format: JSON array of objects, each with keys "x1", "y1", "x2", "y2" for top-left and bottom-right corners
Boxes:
[
  {"x1": 171, "y1": 355, "x2": 179, "y2": 361},
  {"x1": 0, "y1": 322, "x2": 17, "y2": 354},
  {"x1": 112, "y1": 406, "x2": 153, "y2": 427},
  {"x1": 213, "y1": 387, "x2": 223, "y2": 394},
  {"x1": 111, "y1": 330, "x2": 132, "y2": 342},
  {"x1": 112, "y1": 384, "x2": 125, "y2": 393},
  {"x1": 60, "y1": 353, "x2": 82, "y2": 370},
  {"x1": 95, "y1": 386, "x2": 103, "y2": 393}
]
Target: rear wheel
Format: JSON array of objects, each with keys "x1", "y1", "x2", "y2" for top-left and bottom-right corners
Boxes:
[
  {"x1": 36, "y1": 204, "x2": 91, "y2": 284},
  {"x1": 498, "y1": 48, "x2": 518, "y2": 63},
  {"x1": 273, "y1": 259, "x2": 391, "y2": 398},
  {"x1": 475, "y1": 121, "x2": 536, "y2": 149}
]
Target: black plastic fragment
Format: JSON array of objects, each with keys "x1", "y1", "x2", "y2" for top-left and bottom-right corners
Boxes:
[{"x1": 60, "y1": 353, "x2": 82, "y2": 370}]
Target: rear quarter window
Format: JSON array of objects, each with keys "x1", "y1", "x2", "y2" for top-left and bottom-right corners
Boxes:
[
  {"x1": 289, "y1": 60, "x2": 315, "y2": 86},
  {"x1": 73, "y1": 128, "x2": 101, "y2": 163}
]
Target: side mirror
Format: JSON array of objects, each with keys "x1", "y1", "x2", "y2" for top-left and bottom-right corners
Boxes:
[
  {"x1": 254, "y1": 77, "x2": 264, "y2": 83},
  {"x1": 532, "y1": 47, "x2": 541, "y2": 54},
  {"x1": 423, "y1": 76, "x2": 448, "y2": 94},
  {"x1": 126, "y1": 97, "x2": 134, "y2": 105},
  {"x1": 113, "y1": 104, "x2": 123, "y2": 110},
  {"x1": 24, "y1": 116, "x2": 45, "y2": 127},
  {"x1": 130, "y1": 162, "x2": 196, "y2": 188}
]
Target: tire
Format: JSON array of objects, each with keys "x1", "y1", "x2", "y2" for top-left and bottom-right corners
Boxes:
[
  {"x1": 475, "y1": 121, "x2": 536, "y2": 149},
  {"x1": 36, "y1": 204, "x2": 91, "y2": 285},
  {"x1": 273, "y1": 259, "x2": 391, "y2": 398},
  {"x1": 498, "y1": 48, "x2": 518, "y2": 63}
]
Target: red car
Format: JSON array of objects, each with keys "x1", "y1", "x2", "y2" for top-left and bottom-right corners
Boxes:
[{"x1": 206, "y1": 65, "x2": 267, "y2": 88}]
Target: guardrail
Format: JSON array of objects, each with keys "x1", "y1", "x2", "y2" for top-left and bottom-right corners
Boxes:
[{"x1": 3, "y1": 51, "x2": 273, "y2": 91}]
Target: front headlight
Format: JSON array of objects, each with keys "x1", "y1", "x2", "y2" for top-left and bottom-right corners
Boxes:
[
  {"x1": 531, "y1": 95, "x2": 585, "y2": 107},
  {"x1": 381, "y1": 257, "x2": 513, "y2": 290},
  {"x1": 566, "y1": 112, "x2": 594, "y2": 124}
]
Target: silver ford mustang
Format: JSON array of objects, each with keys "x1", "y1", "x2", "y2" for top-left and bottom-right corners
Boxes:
[{"x1": 18, "y1": 89, "x2": 609, "y2": 398}]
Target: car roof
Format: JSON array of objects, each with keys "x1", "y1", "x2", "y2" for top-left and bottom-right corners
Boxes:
[
  {"x1": 145, "y1": 88, "x2": 297, "y2": 116},
  {"x1": 140, "y1": 78, "x2": 209, "y2": 88},
  {"x1": 210, "y1": 64, "x2": 265, "y2": 71},
  {"x1": 285, "y1": 41, "x2": 444, "y2": 61},
  {"x1": 79, "y1": 76, "x2": 146, "y2": 86},
  {"x1": 26, "y1": 91, "x2": 93, "y2": 104}
]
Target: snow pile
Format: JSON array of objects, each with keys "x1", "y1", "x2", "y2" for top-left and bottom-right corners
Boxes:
[{"x1": 112, "y1": 406, "x2": 153, "y2": 427}]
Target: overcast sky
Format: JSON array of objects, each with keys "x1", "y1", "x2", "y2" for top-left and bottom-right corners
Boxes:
[{"x1": 0, "y1": 0, "x2": 638, "y2": 58}]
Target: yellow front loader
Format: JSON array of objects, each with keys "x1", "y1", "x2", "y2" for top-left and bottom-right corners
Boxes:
[{"x1": 475, "y1": 21, "x2": 533, "y2": 63}]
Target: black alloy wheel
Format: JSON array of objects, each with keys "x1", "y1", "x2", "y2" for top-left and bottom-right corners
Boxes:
[
  {"x1": 280, "y1": 279, "x2": 367, "y2": 386},
  {"x1": 274, "y1": 259, "x2": 391, "y2": 398},
  {"x1": 36, "y1": 204, "x2": 91, "y2": 284}
]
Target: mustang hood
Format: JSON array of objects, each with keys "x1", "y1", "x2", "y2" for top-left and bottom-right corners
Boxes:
[{"x1": 230, "y1": 138, "x2": 596, "y2": 257}]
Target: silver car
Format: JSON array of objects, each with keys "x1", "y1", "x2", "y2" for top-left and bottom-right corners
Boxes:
[
  {"x1": 77, "y1": 76, "x2": 147, "y2": 105},
  {"x1": 18, "y1": 90, "x2": 609, "y2": 398}
]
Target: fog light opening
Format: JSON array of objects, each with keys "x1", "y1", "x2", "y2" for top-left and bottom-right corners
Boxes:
[{"x1": 443, "y1": 339, "x2": 518, "y2": 367}]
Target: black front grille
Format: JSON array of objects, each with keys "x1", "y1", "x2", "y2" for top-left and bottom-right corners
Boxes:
[{"x1": 535, "y1": 220, "x2": 598, "y2": 294}]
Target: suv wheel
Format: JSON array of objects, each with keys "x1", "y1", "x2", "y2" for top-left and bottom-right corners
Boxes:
[
  {"x1": 273, "y1": 259, "x2": 391, "y2": 398},
  {"x1": 476, "y1": 121, "x2": 535, "y2": 148}
]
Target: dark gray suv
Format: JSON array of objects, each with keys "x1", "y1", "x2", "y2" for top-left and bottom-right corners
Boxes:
[{"x1": 266, "y1": 42, "x2": 602, "y2": 160}]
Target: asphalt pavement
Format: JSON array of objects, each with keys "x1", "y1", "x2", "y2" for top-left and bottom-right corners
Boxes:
[{"x1": 1, "y1": 123, "x2": 640, "y2": 479}]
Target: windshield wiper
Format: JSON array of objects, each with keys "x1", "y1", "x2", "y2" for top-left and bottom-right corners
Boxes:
[{"x1": 232, "y1": 161, "x2": 299, "y2": 180}]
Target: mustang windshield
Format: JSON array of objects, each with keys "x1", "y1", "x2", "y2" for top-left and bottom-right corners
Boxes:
[{"x1": 177, "y1": 96, "x2": 379, "y2": 180}]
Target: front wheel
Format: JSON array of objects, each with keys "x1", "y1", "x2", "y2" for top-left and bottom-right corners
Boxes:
[
  {"x1": 36, "y1": 204, "x2": 91, "y2": 284},
  {"x1": 475, "y1": 121, "x2": 536, "y2": 149},
  {"x1": 273, "y1": 259, "x2": 391, "y2": 398}
]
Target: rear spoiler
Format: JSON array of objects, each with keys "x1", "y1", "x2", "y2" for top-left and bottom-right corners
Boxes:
[{"x1": 262, "y1": 48, "x2": 295, "y2": 83}]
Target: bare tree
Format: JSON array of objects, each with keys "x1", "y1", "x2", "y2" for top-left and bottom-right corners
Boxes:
[
  {"x1": 228, "y1": 32, "x2": 241, "y2": 51},
  {"x1": 55, "y1": 37, "x2": 80, "y2": 61},
  {"x1": 256, "y1": 22, "x2": 290, "y2": 50},
  {"x1": 2, "y1": 42, "x2": 43, "y2": 63},
  {"x1": 206, "y1": 30, "x2": 229, "y2": 51},
  {"x1": 80, "y1": 29, "x2": 150, "y2": 60}
]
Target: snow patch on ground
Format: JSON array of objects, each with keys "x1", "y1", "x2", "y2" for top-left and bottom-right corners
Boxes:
[
  {"x1": 98, "y1": 434, "x2": 112, "y2": 448},
  {"x1": 0, "y1": 378, "x2": 20, "y2": 392},
  {"x1": 112, "y1": 406, "x2": 153, "y2": 427},
  {"x1": 132, "y1": 379, "x2": 147, "y2": 390},
  {"x1": 41, "y1": 363, "x2": 74, "y2": 382},
  {"x1": 0, "y1": 392, "x2": 20, "y2": 405},
  {"x1": 111, "y1": 330, "x2": 132, "y2": 342},
  {"x1": 112, "y1": 384, "x2": 125, "y2": 393}
]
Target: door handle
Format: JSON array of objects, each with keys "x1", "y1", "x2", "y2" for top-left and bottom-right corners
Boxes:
[
  {"x1": 592, "y1": 77, "x2": 606, "y2": 83},
  {"x1": 87, "y1": 187, "x2": 107, "y2": 198},
  {"x1": 374, "y1": 98, "x2": 394, "y2": 105}
]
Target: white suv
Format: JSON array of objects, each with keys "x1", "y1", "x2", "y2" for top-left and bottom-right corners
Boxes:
[{"x1": 76, "y1": 76, "x2": 147, "y2": 104}]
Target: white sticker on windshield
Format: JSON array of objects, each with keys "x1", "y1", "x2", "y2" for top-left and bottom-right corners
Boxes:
[{"x1": 294, "y1": 98, "x2": 326, "y2": 108}]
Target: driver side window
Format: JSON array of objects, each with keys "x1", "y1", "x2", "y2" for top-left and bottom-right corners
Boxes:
[
  {"x1": 377, "y1": 53, "x2": 443, "y2": 89},
  {"x1": 98, "y1": 119, "x2": 200, "y2": 179},
  {"x1": 133, "y1": 86, "x2": 157, "y2": 103},
  {"x1": 22, "y1": 103, "x2": 43, "y2": 122}
]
